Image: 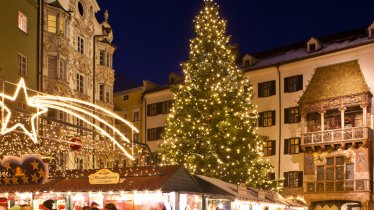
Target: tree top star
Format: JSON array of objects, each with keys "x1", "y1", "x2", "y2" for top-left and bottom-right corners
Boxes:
[{"x1": 0, "y1": 78, "x2": 48, "y2": 143}]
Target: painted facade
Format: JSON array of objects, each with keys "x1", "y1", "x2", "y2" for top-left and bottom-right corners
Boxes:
[{"x1": 0, "y1": 0, "x2": 40, "y2": 90}]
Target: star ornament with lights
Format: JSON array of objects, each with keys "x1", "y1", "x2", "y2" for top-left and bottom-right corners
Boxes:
[{"x1": 0, "y1": 78, "x2": 48, "y2": 143}]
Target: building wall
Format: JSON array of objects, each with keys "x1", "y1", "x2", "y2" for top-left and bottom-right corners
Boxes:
[
  {"x1": 246, "y1": 41, "x2": 374, "y2": 202},
  {"x1": 114, "y1": 87, "x2": 143, "y2": 142},
  {"x1": 0, "y1": 0, "x2": 39, "y2": 89},
  {"x1": 143, "y1": 88, "x2": 173, "y2": 152}
]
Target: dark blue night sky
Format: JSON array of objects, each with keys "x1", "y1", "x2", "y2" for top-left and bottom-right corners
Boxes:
[{"x1": 96, "y1": 0, "x2": 374, "y2": 91}]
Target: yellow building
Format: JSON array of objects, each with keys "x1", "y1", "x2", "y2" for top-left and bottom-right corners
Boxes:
[
  {"x1": 0, "y1": 0, "x2": 40, "y2": 90},
  {"x1": 114, "y1": 80, "x2": 158, "y2": 165}
]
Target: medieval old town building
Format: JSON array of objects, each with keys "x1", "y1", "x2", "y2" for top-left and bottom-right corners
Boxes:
[{"x1": 115, "y1": 24, "x2": 374, "y2": 209}]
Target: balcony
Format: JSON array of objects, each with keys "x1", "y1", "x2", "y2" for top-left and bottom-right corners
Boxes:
[{"x1": 302, "y1": 126, "x2": 372, "y2": 146}]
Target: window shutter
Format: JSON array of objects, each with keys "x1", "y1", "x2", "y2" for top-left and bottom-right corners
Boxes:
[
  {"x1": 298, "y1": 75, "x2": 303, "y2": 91},
  {"x1": 298, "y1": 171, "x2": 303, "y2": 187},
  {"x1": 271, "y1": 140, "x2": 276, "y2": 155},
  {"x1": 258, "y1": 112, "x2": 263, "y2": 127},
  {"x1": 284, "y1": 108, "x2": 290, "y2": 124},
  {"x1": 147, "y1": 129, "x2": 150, "y2": 141},
  {"x1": 297, "y1": 107, "x2": 301, "y2": 122},
  {"x1": 284, "y1": 172, "x2": 289, "y2": 187},
  {"x1": 284, "y1": 139, "x2": 289, "y2": 154},
  {"x1": 156, "y1": 102, "x2": 162, "y2": 115},
  {"x1": 271, "y1": 110, "x2": 276, "y2": 125},
  {"x1": 284, "y1": 77, "x2": 289, "y2": 93},
  {"x1": 271, "y1": 80, "x2": 276, "y2": 95},
  {"x1": 258, "y1": 83, "x2": 263, "y2": 98},
  {"x1": 298, "y1": 138, "x2": 302, "y2": 153},
  {"x1": 147, "y1": 104, "x2": 151, "y2": 116}
]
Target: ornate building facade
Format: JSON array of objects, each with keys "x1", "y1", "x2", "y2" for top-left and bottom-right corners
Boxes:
[
  {"x1": 243, "y1": 26, "x2": 374, "y2": 209},
  {"x1": 41, "y1": 0, "x2": 120, "y2": 171}
]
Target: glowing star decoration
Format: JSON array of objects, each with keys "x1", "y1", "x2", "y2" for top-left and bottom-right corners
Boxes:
[
  {"x1": 0, "y1": 78, "x2": 48, "y2": 143},
  {"x1": 0, "y1": 78, "x2": 138, "y2": 160}
]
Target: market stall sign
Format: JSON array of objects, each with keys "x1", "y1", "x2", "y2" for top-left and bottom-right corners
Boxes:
[
  {"x1": 88, "y1": 169, "x2": 119, "y2": 184},
  {"x1": 0, "y1": 155, "x2": 48, "y2": 185}
]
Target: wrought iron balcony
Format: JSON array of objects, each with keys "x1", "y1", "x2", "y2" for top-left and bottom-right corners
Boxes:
[{"x1": 302, "y1": 126, "x2": 372, "y2": 145}]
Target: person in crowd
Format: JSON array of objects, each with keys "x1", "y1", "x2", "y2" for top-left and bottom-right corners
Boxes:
[
  {"x1": 42, "y1": 200, "x2": 54, "y2": 210},
  {"x1": 90, "y1": 202, "x2": 100, "y2": 208},
  {"x1": 82, "y1": 206, "x2": 90, "y2": 210},
  {"x1": 90, "y1": 208, "x2": 100, "y2": 210},
  {"x1": 104, "y1": 203, "x2": 118, "y2": 210},
  {"x1": 157, "y1": 202, "x2": 166, "y2": 210}
]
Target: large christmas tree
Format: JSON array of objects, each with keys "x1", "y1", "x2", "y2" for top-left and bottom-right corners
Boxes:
[{"x1": 160, "y1": 0, "x2": 275, "y2": 189}]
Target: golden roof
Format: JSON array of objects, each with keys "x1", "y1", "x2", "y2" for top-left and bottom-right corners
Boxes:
[{"x1": 299, "y1": 60, "x2": 370, "y2": 104}]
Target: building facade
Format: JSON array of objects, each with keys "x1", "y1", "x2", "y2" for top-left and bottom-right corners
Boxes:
[
  {"x1": 121, "y1": 25, "x2": 374, "y2": 209},
  {"x1": 243, "y1": 26, "x2": 374, "y2": 209},
  {"x1": 0, "y1": 0, "x2": 40, "y2": 90}
]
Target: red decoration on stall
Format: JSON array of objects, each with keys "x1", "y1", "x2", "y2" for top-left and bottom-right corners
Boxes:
[{"x1": 69, "y1": 137, "x2": 82, "y2": 151}]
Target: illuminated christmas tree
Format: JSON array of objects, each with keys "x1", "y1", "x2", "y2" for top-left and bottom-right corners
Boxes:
[{"x1": 161, "y1": 0, "x2": 276, "y2": 189}]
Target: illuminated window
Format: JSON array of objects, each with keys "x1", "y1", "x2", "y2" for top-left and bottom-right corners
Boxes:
[
  {"x1": 258, "y1": 111, "x2": 275, "y2": 127},
  {"x1": 285, "y1": 106, "x2": 300, "y2": 124},
  {"x1": 284, "y1": 171, "x2": 303, "y2": 188},
  {"x1": 48, "y1": 14, "x2": 57, "y2": 33},
  {"x1": 147, "y1": 127, "x2": 164, "y2": 141},
  {"x1": 18, "y1": 11, "x2": 27, "y2": 33},
  {"x1": 18, "y1": 53, "x2": 27, "y2": 77},
  {"x1": 263, "y1": 140, "x2": 275, "y2": 156},
  {"x1": 258, "y1": 80, "x2": 275, "y2": 97}
]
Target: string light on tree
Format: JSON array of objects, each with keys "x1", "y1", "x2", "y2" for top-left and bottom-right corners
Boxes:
[{"x1": 160, "y1": 0, "x2": 279, "y2": 191}]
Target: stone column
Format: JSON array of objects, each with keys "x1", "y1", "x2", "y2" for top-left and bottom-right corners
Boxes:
[
  {"x1": 339, "y1": 107, "x2": 346, "y2": 129},
  {"x1": 361, "y1": 104, "x2": 368, "y2": 127},
  {"x1": 319, "y1": 110, "x2": 325, "y2": 131}
]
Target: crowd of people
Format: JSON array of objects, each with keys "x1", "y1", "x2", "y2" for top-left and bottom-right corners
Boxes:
[{"x1": 0, "y1": 200, "x2": 119, "y2": 210}]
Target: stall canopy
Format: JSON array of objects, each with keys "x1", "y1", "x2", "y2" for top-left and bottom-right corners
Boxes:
[{"x1": 0, "y1": 165, "x2": 201, "y2": 193}]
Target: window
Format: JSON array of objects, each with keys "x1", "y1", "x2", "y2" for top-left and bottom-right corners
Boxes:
[
  {"x1": 267, "y1": 172, "x2": 275, "y2": 180},
  {"x1": 75, "y1": 158, "x2": 84, "y2": 170},
  {"x1": 59, "y1": 17, "x2": 65, "y2": 35},
  {"x1": 147, "y1": 101, "x2": 173, "y2": 116},
  {"x1": 258, "y1": 111, "x2": 275, "y2": 127},
  {"x1": 18, "y1": 53, "x2": 27, "y2": 77},
  {"x1": 133, "y1": 133, "x2": 139, "y2": 142},
  {"x1": 309, "y1": 43, "x2": 316, "y2": 52},
  {"x1": 263, "y1": 140, "x2": 275, "y2": 156},
  {"x1": 346, "y1": 163, "x2": 354, "y2": 179},
  {"x1": 106, "y1": 53, "x2": 112, "y2": 67},
  {"x1": 133, "y1": 111, "x2": 140, "y2": 122},
  {"x1": 147, "y1": 127, "x2": 164, "y2": 141},
  {"x1": 76, "y1": 73, "x2": 84, "y2": 93},
  {"x1": 76, "y1": 118, "x2": 84, "y2": 135},
  {"x1": 48, "y1": 56, "x2": 57, "y2": 79},
  {"x1": 77, "y1": 36, "x2": 84, "y2": 54},
  {"x1": 284, "y1": 106, "x2": 300, "y2": 124},
  {"x1": 123, "y1": 95, "x2": 129, "y2": 100},
  {"x1": 106, "y1": 86, "x2": 111, "y2": 103},
  {"x1": 284, "y1": 171, "x2": 303, "y2": 188},
  {"x1": 18, "y1": 11, "x2": 27, "y2": 33},
  {"x1": 123, "y1": 111, "x2": 128, "y2": 119},
  {"x1": 59, "y1": 59, "x2": 66, "y2": 80},
  {"x1": 284, "y1": 138, "x2": 300, "y2": 154},
  {"x1": 78, "y1": 1, "x2": 84, "y2": 16},
  {"x1": 99, "y1": 84, "x2": 104, "y2": 101},
  {"x1": 48, "y1": 14, "x2": 57, "y2": 33},
  {"x1": 284, "y1": 75, "x2": 303, "y2": 93},
  {"x1": 313, "y1": 156, "x2": 354, "y2": 192},
  {"x1": 100, "y1": 50, "x2": 105, "y2": 65},
  {"x1": 258, "y1": 80, "x2": 276, "y2": 97}
]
